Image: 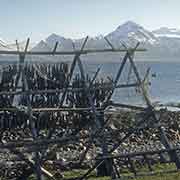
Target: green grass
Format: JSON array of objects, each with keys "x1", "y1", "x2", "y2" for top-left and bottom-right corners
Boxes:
[
  {"x1": 28, "y1": 173, "x2": 180, "y2": 180},
  {"x1": 62, "y1": 163, "x2": 180, "y2": 180},
  {"x1": 28, "y1": 163, "x2": 180, "y2": 180},
  {"x1": 137, "y1": 173, "x2": 180, "y2": 180}
]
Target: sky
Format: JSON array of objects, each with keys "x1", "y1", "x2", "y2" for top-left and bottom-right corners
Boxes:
[{"x1": 0, "y1": 0, "x2": 180, "y2": 43}]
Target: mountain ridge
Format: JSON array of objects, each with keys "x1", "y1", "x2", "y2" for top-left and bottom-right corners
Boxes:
[{"x1": 1, "y1": 21, "x2": 180, "y2": 61}]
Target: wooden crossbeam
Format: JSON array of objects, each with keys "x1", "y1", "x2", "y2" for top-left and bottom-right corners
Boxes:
[
  {"x1": 0, "y1": 106, "x2": 103, "y2": 112},
  {"x1": 0, "y1": 48, "x2": 146, "y2": 56},
  {"x1": 0, "y1": 134, "x2": 89, "y2": 149},
  {"x1": 110, "y1": 102, "x2": 145, "y2": 110},
  {"x1": 0, "y1": 83, "x2": 141, "y2": 95},
  {"x1": 95, "y1": 147, "x2": 180, "y2": 160}
]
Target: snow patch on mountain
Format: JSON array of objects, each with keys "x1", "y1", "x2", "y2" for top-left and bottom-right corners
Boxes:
[
  {"x1": 31, "y1": 40, "x2": 51, "y2": 51},
  {"x1": 31, "y1": 21, "x2": 180, "y2": 59},
  {"x1": 106, "y1": 21, "x2": 158, "y2": 45},
  {"x1": 32, "y1": 33, "x2": 74, "y2": 51},
  {"x1": 153, "y1": 27, "x2": 180, "y2": 38}
]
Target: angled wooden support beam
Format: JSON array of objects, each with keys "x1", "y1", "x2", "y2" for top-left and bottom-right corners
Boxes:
[
  {"x1": 114, "y1": 42, "x2": 140, "y2": 86},
  {"x1": 130, "y1": 64, "x2": 180, "y2": 171},
  {"x1": 72, "y1": 41, "x2": 76, "y2": 50},
  {"x1": 20, "y1": 38, "x2": 43, "y2": 180},
  {"x1": 16, "y1": 40, "x2": 20, "y2": 52},
  {"x1": 76, "y1": 55, "x2": 102, "y2": 129},
  {"x1": 19, "y1": 38, "x2": 30, "y2": 63},
  {"x1": 103, "y1": 54, "x2": 127, "y2": 104},
  {"x1": 103, "y1": 42, "x2": 140, "y2": 106},
  {"x1": 14, "y1": 38, "x2": 31, "y2": 93},
  {"x1": 46, "y1": 36, "x2": 89, "y2": 139},
  {"x1": 76, "y1": 43, "x2": 114, "y2": 177},
  {"x1": 61, "y1": 36, "x2": 88, "y2": 100},
  {"x1": 143, "y1": 67, "x2": 151, "y2": 83},
  {"x1": 52, "y1": 41, "x2": 59, "y2": 55},
  {"x1": 24, "y1": 38, "x2": 30, "y2": 54},
  {"x1": 128, "y1": 51, "x2": 152, "y2": 107},
  {"x1": 104, "y1": 37, "x2": 115, "y2": 50},
  {"x1": 80, "y1": 36, "x2": 89, "y2": 52},
  {"x1": 64, "y1": 36, "x2": 89, "y2": 86},
  {"x1": 119, "y1": 40, "x2": 128, "y2": 50},
  {"x1": 119, "y1": 42, "x2": 152, "y2": 107},
  {"x1": 89, "y1": 66, "x2": 101, "y2": 87},
  {"x1": 79, "y1": 108, "x2": 154, "y2": 180}
]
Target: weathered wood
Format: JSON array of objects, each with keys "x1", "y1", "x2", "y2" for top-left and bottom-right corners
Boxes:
[
  {"x1": 46, "y1": 36, "x2": 89, "y2": 139},
  {"x1": 0, "y1": 48, "x2": 146, "y2": 56},
  {"x1": 0, "y1": 106, "x2": 103, "y2": 112},
  {"x1": 104, "y1": 37, "x2": 115, "y2": 50},
  {"x1": 0, "y1": 134, "x2": 89, "y2": 149},
  {"x1": 0, "y1": 83, "x2": 140, "y2": 96},
  {"x1": 103, "y1": 42, "x2": 141, "y2": 106},
  {"x1": 79, "y1": 107, "x2": 154, "y2": 180},
  {"x1": 21, "y1": 38, "x2": 43, "y2": 180},
  {"x1": 1, "y1": 37, "x2": 178, "y2": 180},
  {"x1": 110, "y1": 102, "x2": 145, "y2": 110},
  {"x1": 95, "y1": 147, "x2": 180, "y2": 160},
  {"x1": 52, "y1": 42, "x2": 59, "y2": 55}
]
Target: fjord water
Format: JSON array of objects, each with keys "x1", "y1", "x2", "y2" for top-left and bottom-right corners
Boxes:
[{"x1": 83, "y1": 60, "x2": 180, "y2": 105}]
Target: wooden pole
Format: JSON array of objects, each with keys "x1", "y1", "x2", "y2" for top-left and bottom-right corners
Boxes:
[{"x1": 0, "y1": 48, "x2": 146, "y2": 56}]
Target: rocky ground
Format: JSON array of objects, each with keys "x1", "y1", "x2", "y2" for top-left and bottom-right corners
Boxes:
[{"x1": 0, "y1": 108, "x2": 180, "y2": 179}]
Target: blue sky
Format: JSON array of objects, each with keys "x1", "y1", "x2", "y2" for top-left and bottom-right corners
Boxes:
[{"x1": 0, "y1": 0, "x2": 179, "y2": 42}]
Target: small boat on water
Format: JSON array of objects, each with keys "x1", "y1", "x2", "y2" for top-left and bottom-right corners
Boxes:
[{"x1": 152, "y1": 73, "x2": 157, "y2": 78}]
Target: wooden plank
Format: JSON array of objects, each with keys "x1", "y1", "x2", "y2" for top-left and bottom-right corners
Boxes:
[
  {"x1": 95, "y1": 147, "x2": 180, "y2": 160},
  {"x1": 0, "y1": 106, "x2": 104, "y2": 112},
  {"x1": 0, "y1": 48, "x2": 146, "y2": 56},
  {"x1": 0, "y1": 134, "x2": 90, "y2": 149},
  {"x1": 0, "y1": 83, "x2": 140, "y2": 95},
  {"x1": 110, "y1": 102, "x2": 145, "y2": 110}
]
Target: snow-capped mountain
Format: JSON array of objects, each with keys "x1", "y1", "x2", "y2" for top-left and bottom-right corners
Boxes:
[
  {"x1": 32, "y1": 33, "x2": 74, "y2": 51},
  {"x1": 106, "y1": 21, "x2": 158, "y2": 45},
  {"x1": 46, "y1": 33, "x2": 73, "y2": 50},
  {"x1": 33, "y1": 21, "x2": 159, "y2": 52},
  {"x1": 31, "y1": 21, "x2": 180, "y2": 60},
  {"x1": 152, "y1": 27, "x2": 180, "y2": 38},
  {"x1": 0, "y1": 38, "x2": 14, "y2": 51},
  {"x1": 31, "y1": 40, "x2": 51, "y2": 51},
  {"x1": 150, "y1": 27, "x2": 180, "y2": 57}
]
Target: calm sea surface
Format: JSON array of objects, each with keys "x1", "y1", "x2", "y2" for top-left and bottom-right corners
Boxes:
[{"x1": 83, "y1": 60, "x2": 180, "y2": 105}]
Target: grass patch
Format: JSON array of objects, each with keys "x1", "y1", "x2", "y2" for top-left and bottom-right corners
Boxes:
[{"x1": 28, "y1": 163, "x2": 180, "y2": 180}]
